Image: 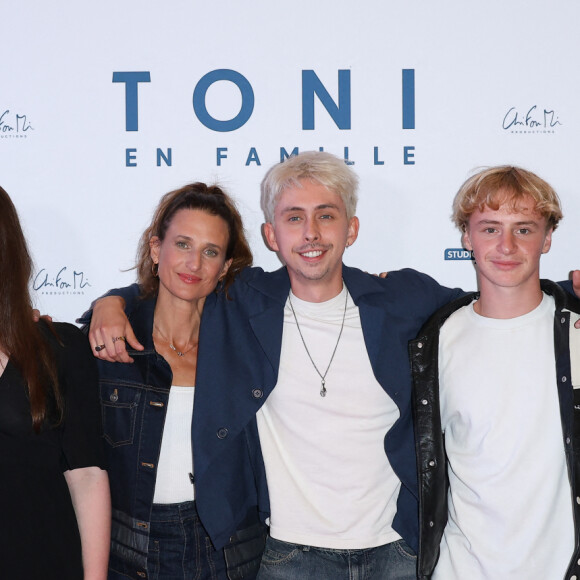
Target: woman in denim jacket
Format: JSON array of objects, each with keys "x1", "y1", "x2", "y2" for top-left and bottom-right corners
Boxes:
[{"x1": 85, "y1": 183, "x2": 259, "y2": 580}]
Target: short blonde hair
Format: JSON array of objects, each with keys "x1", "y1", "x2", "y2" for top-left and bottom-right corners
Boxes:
[
  {"x1": 260, "y1": 151, "x2": 359, "y2": 223},
  {"x1": 452, "y1": 165, "x2": 563, "y2": 231}
]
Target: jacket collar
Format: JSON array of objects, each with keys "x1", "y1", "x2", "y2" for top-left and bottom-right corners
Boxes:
[
  {"x1": 417, "y1": 279, "x2": 580, "y2": 339},
  {"x1": 541, "y1": 279, "x2": 580, "y2": 313},
  {"x1": 247, "y1": 266, "x2": 291, "y2": 304},
  {"x1": 342, "y1": 264, "x2": 392, "y2": 304},
  {"x1": 127, "y1": 295, "x2": 157, "y2": 354}
]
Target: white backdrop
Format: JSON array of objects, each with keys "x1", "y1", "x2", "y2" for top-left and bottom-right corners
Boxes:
[{"x1": 1, "y1": 0, "x2": 578, "y2": 323}]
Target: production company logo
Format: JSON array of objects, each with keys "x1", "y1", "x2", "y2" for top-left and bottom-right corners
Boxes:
[
  {"x1": 33, "y1": 266, "x2": 91, "y2": 296},
  {"x1": 502, "y1": 105, "x2": 562, "y2": 134},
  {"x1": 0, "y1": 109, "x2": 34, "y2": 139}
]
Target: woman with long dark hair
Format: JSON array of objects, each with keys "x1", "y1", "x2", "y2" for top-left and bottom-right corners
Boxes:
[{"x1": 0, "y1": 186, "x2": 111, "y2": 579}]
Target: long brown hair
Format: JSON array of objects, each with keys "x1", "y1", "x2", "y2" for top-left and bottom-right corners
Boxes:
[
  {"x1": 136, "y1": 182, "x2": 253, "y2": 298},
  {"x1": 0, "y1": 186, "x2": 61, "y2": 431}
]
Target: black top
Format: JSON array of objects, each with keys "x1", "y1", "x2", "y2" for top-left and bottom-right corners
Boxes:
[{"x1": 0, "y1": 322, "x2": 105, "y2": 579}]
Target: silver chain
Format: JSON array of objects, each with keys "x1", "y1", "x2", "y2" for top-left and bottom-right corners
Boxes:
[{"x1": 287, "y1": 288, "x2": 348, "y2": 397}]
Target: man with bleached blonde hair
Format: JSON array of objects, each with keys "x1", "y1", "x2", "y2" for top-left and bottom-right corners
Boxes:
[{"x1": 411, "y1": 166, "x2": 580, "y2": 579}]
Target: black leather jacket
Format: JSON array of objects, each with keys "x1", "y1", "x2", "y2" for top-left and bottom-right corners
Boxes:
[{"x1": 409, "y1": 280, "x2": 580, "y2": 579}]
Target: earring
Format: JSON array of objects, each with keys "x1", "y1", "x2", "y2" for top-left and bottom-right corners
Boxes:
[{"x1": 152, "y1": 262, "x2": 159, "y2": 277}]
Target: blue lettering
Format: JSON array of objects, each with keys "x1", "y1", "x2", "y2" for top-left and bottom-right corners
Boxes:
[
  {"x1": 193, "y1": 69, "x2": 254, "y2": 132},
  {"x1": 343, "y1": 146, "x2": 354, "y2": 165},
  {"x1": 216, "y1": 147, "x2": 228, "y2": 165},
  {"x1": 403, "y1": 146, "x2": 415, "y2": 165},
  {"x1": 280, "y1": 147, "x2": 299, "y2": 161},
  {"x1": 373, "y1": 146, "x2": 384, "y2": 166},
  {"x1": 112, "y1": 71, "x2": 151, "y2": 131},
  {"x1": 156, "y1": 148, "x2": 172, "y2": 166},
  {"x1": 402, "y1": 69, "x2": 415, "y2": 129},
  {"x1": 126, "y1": 148, "x2": 137, "y2": 167},
  {"x1": 245, "y1": 147, "x2": 261, "y2": 166},
  {"x1": 302, "y1": 70, "x2": 351, "y2": 130},
  {"x1": 444, "y1": 249, "x2": 474, "y2": 260}
]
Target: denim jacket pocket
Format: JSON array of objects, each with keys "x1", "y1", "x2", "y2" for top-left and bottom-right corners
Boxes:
[{"x1": 101, "y1": 382, "x2": 141, "y2": 447}]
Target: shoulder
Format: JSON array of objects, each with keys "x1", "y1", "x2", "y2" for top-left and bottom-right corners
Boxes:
[
  {"x1": 343, "y1": 265, "x2": 468, "y2": 324},
  {"x1": 226, "y1": 266, "x2": 289, "y2": 305},
  {"x1": 382, "y1": 267, "x2": 453, "y2": 289},
  {"x1": 417, "y1": 292, "x2": 478, "y2": 339},
  {"x1": 343, "y1": 265, "x2": 454, "y2": 297},
  {"x1": 237, "y1": 265, "x2": 267, "y2": 283},
  {"x1": 542, "y1": 279, "x2": 580, "y2": 314},
  {"x1": 39, "y1": 321, "x2": 94, "y2": 365}
]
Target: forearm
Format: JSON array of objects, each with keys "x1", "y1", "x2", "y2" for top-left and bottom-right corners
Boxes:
[
  {"x1": 82, "y1": 292, "x2": 143, "y2": 362},
  {"x1": 65, "y1": 467, "x2": 111, "y2": 580}
]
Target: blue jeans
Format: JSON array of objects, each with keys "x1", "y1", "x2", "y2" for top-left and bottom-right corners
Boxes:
[
  {"x1": 257, "y1": 536, "x2": 417, "y2": 580},
  {"x1": 147, "y1": 501, "x2": 228, "y2": 580}
]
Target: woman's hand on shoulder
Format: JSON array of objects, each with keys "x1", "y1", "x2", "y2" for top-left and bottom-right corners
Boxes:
[
  {"x1": 89, "y1": 296, "x2": 143, "y2": 363},
  {"x1": 32, "y1": 309, "x2": 52, "y2": 322}
]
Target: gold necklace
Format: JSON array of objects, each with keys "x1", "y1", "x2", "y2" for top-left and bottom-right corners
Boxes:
[{"x1": 153, "y1": 327, "x2": 196, "y2": 357}]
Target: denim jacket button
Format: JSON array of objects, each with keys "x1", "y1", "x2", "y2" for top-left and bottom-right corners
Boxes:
[
  {"x1": 252, "y1": 388, "x2": 263, "y2": 399},
  {"x1": 217, "y1": 427, "x2": 229, "y2": 439}
]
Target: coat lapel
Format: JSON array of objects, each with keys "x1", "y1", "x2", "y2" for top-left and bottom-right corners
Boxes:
[{"x1": 246, "y1": 268, "x2": 290, "y2": 382}]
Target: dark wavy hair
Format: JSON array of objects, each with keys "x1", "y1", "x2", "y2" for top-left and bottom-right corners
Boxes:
[
  {"x1": 136, "y1": 182, "x2": 253, "y2": 298},
  {"x1": 0, "y1": 186, "x2": 61, "y2": 432}
]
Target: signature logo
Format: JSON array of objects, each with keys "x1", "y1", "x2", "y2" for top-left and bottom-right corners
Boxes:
[
  {"x1": 502, "y1": 105, "x2": 562, "y2": 133},
  {"x1": 33, "y1": 267, "x2": 91, "y2": 295},
  {"x1": 444, "y1": 249, "x2": 474, "y2": 261},
  {"x1": 0, "y1": 109, "x2": 34, "y2": 138}
]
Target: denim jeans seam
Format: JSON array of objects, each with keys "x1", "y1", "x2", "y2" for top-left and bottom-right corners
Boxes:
[{"x1": 393, "y1": 539, "x2": 417, "y2": 561}]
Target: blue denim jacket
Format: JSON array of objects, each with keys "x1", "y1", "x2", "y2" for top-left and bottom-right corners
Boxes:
[
  {"x1": 94, "y1": 297, "x2": 173, "y2": 578},
  {"x1": 83, "y1": 294, "x2": 266, "y2": 580}
]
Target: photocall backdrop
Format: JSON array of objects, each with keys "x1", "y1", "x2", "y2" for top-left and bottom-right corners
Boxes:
[{"x1": 2, "y1": 1, "x2": 578, "y2": 323}]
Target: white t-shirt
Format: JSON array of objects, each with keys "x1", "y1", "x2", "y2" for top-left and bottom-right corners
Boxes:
[
  {"x1": 256, "y1": 285, "x2": 402, "y2": 549},
  {"x1": 433, "y1": 295, "x2": 574, "y2": 579}
]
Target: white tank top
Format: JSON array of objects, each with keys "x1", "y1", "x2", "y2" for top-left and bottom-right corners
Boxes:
[{"x1": 153, "y1": 386, "x2": 195, "y2": 504}]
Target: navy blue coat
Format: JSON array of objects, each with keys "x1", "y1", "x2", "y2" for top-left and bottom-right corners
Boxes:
[{"x1": 189, "y1": 265, "x2": 464, "y2": 553}]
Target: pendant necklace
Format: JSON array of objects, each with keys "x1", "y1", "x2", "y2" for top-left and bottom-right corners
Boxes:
[
  {"x1": 168, "y1": 343, "x2": 193, "y2": 357},
  {"x1": 288, "y1": 287, "x2": 348, "y2": 397},
  {"x1": 154, "y1": 327, "x2": 195, "y2": 357}
]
